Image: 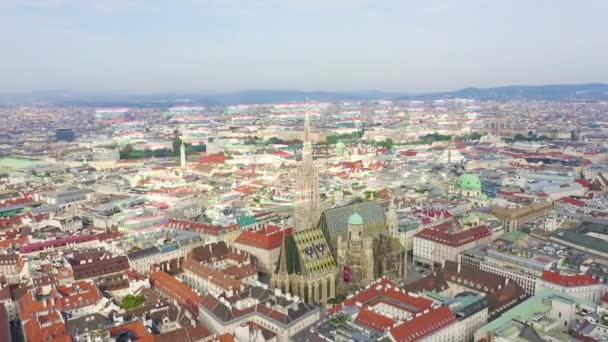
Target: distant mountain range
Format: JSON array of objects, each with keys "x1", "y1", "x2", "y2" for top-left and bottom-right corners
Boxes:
[{"x1": 1, "y1": 83, "x2": 607, "y2": 106}]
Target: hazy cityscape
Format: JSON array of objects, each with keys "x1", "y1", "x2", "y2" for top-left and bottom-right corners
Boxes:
[{"x1": 1, "y1": 1, "x2": 608, "y2": 342}]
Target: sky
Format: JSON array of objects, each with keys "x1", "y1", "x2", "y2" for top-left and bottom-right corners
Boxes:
[{"x1": 1, "y1": 0, "x2": 607, "y2": 93}]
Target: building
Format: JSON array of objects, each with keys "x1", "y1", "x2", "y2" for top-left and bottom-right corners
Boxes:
[
  {"x1": 149, "y1": 270, "x2": 204, "y2": 315},
  {"x1": 536, "y1": 270, "x2": 607, "y2": 304},
  {"x1": 180, "y1": 241, "x2": 257, "y2": 296},
  {"x1": 199, "y1": 284, "x2": 320, "y2": 342},
  {"x1": 405, "y1": 261, "x2": 527, "y2": 321},
  {"x1": 550, "y1": 221, "x2": 608, "y2": 260},
  {"x1": 413, "y1": 220, "x2": 492, "y2": 269},
  {"x1": 460, "y1": 232, "x2": 561, "y2": 295},
  {"x1": 65, "y1": 249, "x2": 131, "y2": 291},
  {"x1": 18, "y1": 280, "x2": 103, "y2": 321},
  {"x1": 233, "y1": 224, "x2": 293, "y2": 276},
  {"x1": 325, "y1": 277, "x2": 465, "y2": 342},
  {"x1": 491, "y1": 200, "x2": 553, "y2": 232},
  {"x1": 38, "y1": 186, "x2": 93, "y2": 210},
  {"x1": 475, "y1": 289, "x2": 596, "y2": 342}
]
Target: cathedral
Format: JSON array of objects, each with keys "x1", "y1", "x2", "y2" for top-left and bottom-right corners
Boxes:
[
  {"x1": 334, "y1": 199, "x2": 406, "y2": 295},
  {"x1": 272, "y1": 108, "x2": 338, "y2": 305}
]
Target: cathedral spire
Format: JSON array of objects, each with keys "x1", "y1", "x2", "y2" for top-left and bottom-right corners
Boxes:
[{"x1": 293, "y1": 99, "x2": 322, "y2": 232}]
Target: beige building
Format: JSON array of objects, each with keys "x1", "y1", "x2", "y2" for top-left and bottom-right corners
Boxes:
[
  {"x1": 413, "y1": 223, "x2": 493, "y2": 269},
  {"x1": 491, "y1": 200, "x2": 553, "y2": 231}
]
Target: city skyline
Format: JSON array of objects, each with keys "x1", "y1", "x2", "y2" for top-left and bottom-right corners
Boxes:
[{"x1": 1, "y1": 0, "x2": 607, "y2": 93}]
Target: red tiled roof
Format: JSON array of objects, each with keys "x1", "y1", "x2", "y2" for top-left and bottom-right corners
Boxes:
[
  {"x1": 355, "y1": 307, "x2": 395, "y2": 331},
  {"x1": 414, "y1": 225, "x2": 491, "y2": 247},
  {"x1": 389, "y1": 305, "x2": 456, "y2": 342},
  {"x1": 150, "y1": 271, "x2": 203, "y2": 314},
  {"x1": 18, "y1": 281, "x2": 101, "y2": 320},
  {"x1": 329, "y1": 278, "x2": 433, "y2": 315},
  {"x1": 109, "y1": 320, "x2": 154, "y2": 341},
  {"x1": 271, "y1": 150, "x2": 291, "y2": 157},
  {"x1": 234, "y1": 226, "x2": 292, "y2": 250},
  {"x1": 19, "y1": 233, "x2": 112, "y2": 253},
  {"x1": 23, "y1": 311, "x2": 71, "y2": 342},
  {"x1": 541, "y1": 271, "x2": 599, "y2": 287},
  {"x1": 558, "y1": 197, "x2": 585, "y2": 207},
  {"x1": 199, "y1": 153, "x2": 226, "y2": 165}
]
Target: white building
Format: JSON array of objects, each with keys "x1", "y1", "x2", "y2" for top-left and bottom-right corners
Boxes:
[{"x1": 536, "y1": 270, "x2": 607, "y2": 304}]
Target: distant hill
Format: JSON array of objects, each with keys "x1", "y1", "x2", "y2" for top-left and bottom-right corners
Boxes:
[
  {"x1": 422, "y1": 83, "x2": 608, "y2": 101},
  {"x1": 1, "y1": 83, "x2": 607, "y2": 106}
]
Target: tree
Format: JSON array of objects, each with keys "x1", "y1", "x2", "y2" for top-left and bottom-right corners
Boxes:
[
  {"x1": 172, "y1": 137, "x2": 182, "y2": 155},
  {"x1": 119, "y1": 144, "x2": 135, "y2": 159},
  {"x1": 513, "y1": 133, "x2": 529, "y2": 142},
  {"x1": 381, "y1": 138, "x2": 394, "y2": 149},
  {"x1": 121, "y1": 294, "x2": 145, "y2": 310},
  {"x1": 266, "y1": 137, "x2": 283, "y2": 145}
]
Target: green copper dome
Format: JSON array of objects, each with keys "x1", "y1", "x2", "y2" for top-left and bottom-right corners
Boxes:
[
  {"x1": 456, "y1": 173, "x2": 482, "y2": 191},
  {"x1": 348, "y1": 212, "x2": 364, "y2": 225}
]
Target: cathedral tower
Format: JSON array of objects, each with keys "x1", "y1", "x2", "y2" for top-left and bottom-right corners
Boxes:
[{"x1": 293, "y1": 103, "x2": 322, "y2": 231}]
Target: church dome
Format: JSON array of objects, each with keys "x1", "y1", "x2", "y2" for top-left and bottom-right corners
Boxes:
[
  {"x1": 348, "y1": 212, "x2": 364, "y2": 225},
  {"x1": 456, "y1": 173, "x2": 482, "y2": 191}
]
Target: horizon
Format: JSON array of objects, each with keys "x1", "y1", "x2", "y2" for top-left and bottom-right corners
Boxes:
[
  {"x1": 1, "y1": 0, "x2": 607, "y2": 93},
  {"x1": 3, "y1": 81, "x2": 608, "y2": 97}
]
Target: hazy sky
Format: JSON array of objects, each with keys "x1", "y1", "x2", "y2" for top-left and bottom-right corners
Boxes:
[{"x1": 1, "y1": 0, "x2": 607, "y2": 93}]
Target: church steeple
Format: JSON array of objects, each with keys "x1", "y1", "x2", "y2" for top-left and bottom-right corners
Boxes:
[{"x1": 293, "y1": 100, "x2": 322, "y2": 232}]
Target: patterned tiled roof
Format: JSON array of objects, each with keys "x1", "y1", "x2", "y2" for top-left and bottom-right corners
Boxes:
[
  {"x1": 276, "y1": 228, "x2": 336, "y2": 277},
  {"x1": 319, "y1": 200, "x2": 386, "y2": 253}
]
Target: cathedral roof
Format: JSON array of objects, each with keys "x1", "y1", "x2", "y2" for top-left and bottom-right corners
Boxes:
[
  {"x1": 276, "y1": 228, "x2": 336, "y2": 277},
  {"x1": 320, "y1": 200, "x2": 385, "y2": 240}
]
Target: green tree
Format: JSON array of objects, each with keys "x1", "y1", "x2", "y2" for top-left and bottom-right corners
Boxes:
[
  {"x1": 513, "y1": 133, "x2": 529, "y2": 142},
  {"x1": 172, "y1": 137, "x2": 183, "y2": 155},
  {"x1": 121, "y1": 294, "x2": 145, "y2": 310}
]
